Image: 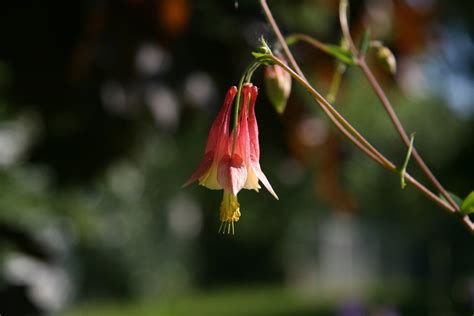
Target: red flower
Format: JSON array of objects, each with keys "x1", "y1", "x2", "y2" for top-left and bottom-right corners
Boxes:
[{"x1": 184, "y1": 84, "x2": 278, "y2": 233}]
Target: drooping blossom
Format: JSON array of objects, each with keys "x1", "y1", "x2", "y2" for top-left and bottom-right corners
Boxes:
[{"x1": 184, "y1": 83, "x2": 278, "y2": 233}]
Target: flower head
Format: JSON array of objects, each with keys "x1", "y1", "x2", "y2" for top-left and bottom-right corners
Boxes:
[{"x1": 184, "y1": 83, "x2": 278, "y2": 233}]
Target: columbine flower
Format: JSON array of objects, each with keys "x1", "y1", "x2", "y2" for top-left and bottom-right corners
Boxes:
[{"x1": 184, "y1": 83, "x2": 278, "y2": 234}]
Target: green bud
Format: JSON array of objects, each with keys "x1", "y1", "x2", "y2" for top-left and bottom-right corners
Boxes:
[
  {"x1": 252, "y1": 37, "x2": 274, "y2": 63},
  {"x1": 376, "y1": 46, "x2": 397, "y2": 75},
  {"x1": 264, "y1": 58, "x2": 292, "y2": 114}
]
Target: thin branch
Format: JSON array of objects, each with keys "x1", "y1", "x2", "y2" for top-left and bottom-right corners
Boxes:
[
  {"x1": 287, "y1": 34, "x2": 330, "y2": 55},
  {"x1": 338, "y1": 0, "x2": 460, "y2": 213},
  {"x1": 290, "y1": 31, "x2": 463, "y2": 214},
  {"x1": 271, "y1": 56, "x2": 456, "y2": 216},
  {"x1": 339, "y1": 0, "x2": 357, "y2": 54},
  {"x1": 259, "y1": 0, "x2": 307, "y2": 81},
  {"x1": 259, "y1": 0, "x2": 473, "y2": 233},
  {"x1": 358, "y1": 59, "x2": 474, "y2": 232},
  {"x1": 358, "y1": 60, "x2": 459, "y2": 208},
  {"x1": 260, "y1": 1, "x2": 388, "y2": 168}
]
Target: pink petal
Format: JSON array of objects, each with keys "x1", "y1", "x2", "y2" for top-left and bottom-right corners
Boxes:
[
  {"x1": 247, "y1": 85, "x2": 260, "y2": 160},
  {"x1": 204, "y1": 86, "x2": 237, "y2": 153},
  {"x1": 217, "y1": 153, "x2": 247, "y2": 196},
  {"x1": 182, "y1": 151, "x2": 214, "y2": 187},
  {"x1": 217, "y1": 85, "x2": 253, "y2": 195},
  {"x1": 251, "y1": 161, "x2": 279, "y2": 200},
  {"x1": 184, "y1": 86, "x2": 236, "y2": 188},
  {"x1": 245, "y1": 85, "x2": 279, "y2": 200},
  {"x1": 234, "y1": 85, "x2": 251, "y2": 160}
]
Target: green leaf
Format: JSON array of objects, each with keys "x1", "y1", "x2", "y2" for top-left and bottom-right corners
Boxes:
[
  {"x1": 359, "y1": 28, "x2": 371, "y2": 56},
  {"x1": 461, "y1": 191, "x2": 474, "y2": 215},
  {"x1": 400, "y1": 133, "x2": 415, "y2": 189},
  {"x1": 251, "y1": 51, "x2": 267, "y2": 59},
  {"x1": 323, "y1": 45, "x2": 355, "y2": 65},
  {"x1": 439, "y1": 191, "x2": 463, "y2": 208},
  {"x1": 251, "y1": 36, "x2": 275, "y2": 64}
]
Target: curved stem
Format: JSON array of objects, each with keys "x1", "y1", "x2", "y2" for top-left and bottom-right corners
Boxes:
[
  {"x1": 232, "y1": 61, "x2": 260, "y2": 153},
  {"x1": 338, "y1": 0, "x2": 472, "y2": 231},
  {"x1": 358, "y1": 59, "x2": 459, "y2": 209},
  {"x1": 338, "y1": 0, "x2": 460, "y2": 213},
  {"x1": 339, "y1": 0, "x2": 358, "y2": 54},
  {"x1": 271, "y1": 56, "x2": 456, "y2": 215},
  {"x1": 359, "y1": 59, "x2": 473, "y2": 232},
  {"x1": 259, "y1": 0, "x2": 307, "y2": 82},
  {"x1": 269, "y1": 56, "x2": 388, "y2": 170},
  {"x1": 287, "y1": 34, "x2": 334, "y2": 56},
  {"x1": 260, "y1": 1, "x2": 387, "y2": 168},
  {"x1": 289, "y1": 31, "x2": 462, "y2": 215},
  {"x1": 259, "y1": 0, "x2": 473, "y2": 232}
]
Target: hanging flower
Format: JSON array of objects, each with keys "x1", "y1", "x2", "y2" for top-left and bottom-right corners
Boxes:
[{"x1": 184, "y1": 83, "x2": 278, "y2": 234}]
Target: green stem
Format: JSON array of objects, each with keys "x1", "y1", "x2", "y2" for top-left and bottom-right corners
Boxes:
[
  {"x1": 327, "y1": 63, "x2": 346, "y2": 103},
  {"x1": 287, "y1": 34, "x2": 331, "y2": 54},
  {"x1": 400, "y1": 133, "x2": 415, "y2": 189},
  {"x1": 259, "y1": 0, "x2": 473, "y2": 233},
  {"x1": 339, "y1": 0, "x2": 357, "y2": 54},
  {"x1": 232, "y1": 61, "x2": 261, "y2": 153},
  {"x1": 268, "y1": 54, "x2": 456, "y2": 214}
]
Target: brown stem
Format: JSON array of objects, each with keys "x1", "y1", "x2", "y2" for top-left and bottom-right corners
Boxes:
[
  {"x1": 259, "y1": 0, "x2": 307, "y2": 82},
  {"x1": 287, "y1": 33, "x2": 474, "y2": 233},
  {"x1": 358, "y1": 59, "x2": 473, "y2": 232},
  {"x1": 339, "y1": 0, "x2": 473, "y2": 232},
  {"x1": 259, "y1": 0, "x2": 473, "y2": 232},
  {"x1": 260, "y1": 1, "x2": 387, "y2": 168},
  {"x1": 358, "y1": 60, "x2": 458, "y2": 208},
  {"x1": 269, "y1": 57, "x2": 389, "y2": 169},
  {"x1": 272, "y1": 56, "x2": 457, "y2": 216},
  {"x1": 338, "y1": 0, "x2": 460, "y2": 213},
  {"x1": 339, "y1": 0, "x2": 358, "y2": 54}
]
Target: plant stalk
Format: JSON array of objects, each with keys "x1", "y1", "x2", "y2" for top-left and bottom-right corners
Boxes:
[{"x1": 259, "y1": 0, "x2": 473, "y2": 232}]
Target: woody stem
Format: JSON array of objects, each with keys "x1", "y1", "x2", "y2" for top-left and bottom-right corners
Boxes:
[
  {"x1": 337, "y1": 0, "x2": 471, "y2": 228},
  {"x1": 270, "y1": 56, "x2": 455, "y2": 215},
  {"x1": 259, "y1": 0, "x2": 473, "y2": 232}
]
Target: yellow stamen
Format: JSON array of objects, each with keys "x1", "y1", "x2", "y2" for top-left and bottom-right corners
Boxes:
[{"x1": 219, "y1": 191, "x2": 241, "y2": 235}]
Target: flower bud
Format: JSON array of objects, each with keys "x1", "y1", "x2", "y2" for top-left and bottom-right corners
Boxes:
[
  {"x1": 376, "y1": 46, "x2": 397, "y2": 75},
  {"x1": 264, "y1": 60, "x2": 292, "y2": 114}
]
